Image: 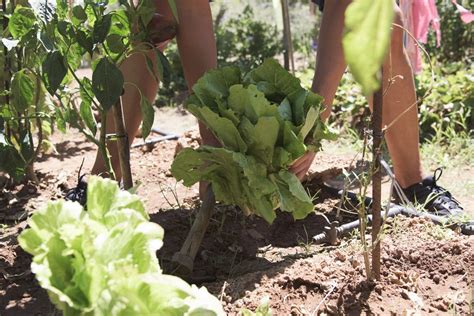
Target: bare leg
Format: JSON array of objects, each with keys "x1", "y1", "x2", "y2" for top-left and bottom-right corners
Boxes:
[
  {"x1": 174, "y1": 0, "x2": 219, "y2": 147},
  {"x1": 173, "y1": 0, "x2": 219, "y2": 196},
  {"x1": 308, "y1": 0, "x2": 423, "y2": 188},
  {"x1": 377, "y1": 7, "x2": 423, "y2": 188}
]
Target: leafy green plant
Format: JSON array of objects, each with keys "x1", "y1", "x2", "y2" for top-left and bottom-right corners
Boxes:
[
  {"x1": 240, "y1": 296, "x2": 272, "y2": 316},
  {"x1": 1, "y1": 0, "x2": 168, "y2": 183},
  {"x1": 171, "y1": 59, "x2": 336, "y2": 223},
  {"x1": 19, "y1": 176, "x2": 225, "y2": 315},
  {"x1": 425, "y1": 0, "x2": 473, "y2": 63}
]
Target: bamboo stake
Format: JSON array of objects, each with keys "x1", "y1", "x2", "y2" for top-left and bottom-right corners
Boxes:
[
  {"x1": 281, "y1": 0, "x2": 295, "y2": 73},
  {"x1": 371, "y1": 70, "x2": 383, "y2": 280},
  {"x1": 111, "y1": 97, "x2": 133, "y2": 189}
]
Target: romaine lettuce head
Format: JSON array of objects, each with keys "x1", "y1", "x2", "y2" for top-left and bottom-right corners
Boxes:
[
  {"x1": 172, "y1": 59, "x2": 337, "y2": 223},
  {"x1": 19, "y1": 176, "x2": 225, "y2": 316}
]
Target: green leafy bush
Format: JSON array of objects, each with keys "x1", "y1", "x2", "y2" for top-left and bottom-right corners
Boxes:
[
  {"x1": 425, "y1": 0, "x2": 473, "y2": 62},
  {"x1": 19, "y1": 176, "x2": 224, "y2": 316},
  {"x1": 416, "y1": 61, "x2": 473, "y2": 140},
  {"x1": 171, "y1": 59, "x2": 336, "y2": 223}
]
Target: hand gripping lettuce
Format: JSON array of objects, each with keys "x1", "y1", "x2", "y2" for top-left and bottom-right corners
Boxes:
[
  {"x1": 171, "y1": 59, "x2": 337, "y2": 223},
  {"x1": 18, "y1": 176, "x2": 225, "y2": 316}
]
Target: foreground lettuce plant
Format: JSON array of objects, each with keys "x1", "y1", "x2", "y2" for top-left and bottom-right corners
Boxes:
[
  {"x1": 18, "y1": 176, "x2": 224, "y2": 316},
  {"x1": 171, "y1": 59, "x2": 337, "y2": 223}
]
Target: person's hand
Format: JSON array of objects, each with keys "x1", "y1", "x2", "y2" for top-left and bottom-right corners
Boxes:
[{"x1": 289, "y1": 152, "x2": 316, "y2": 181}]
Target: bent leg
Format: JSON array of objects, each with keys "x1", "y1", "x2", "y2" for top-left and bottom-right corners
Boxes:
[{"x1": 377, "y1": 7, "x2": 423, "y2": 188}]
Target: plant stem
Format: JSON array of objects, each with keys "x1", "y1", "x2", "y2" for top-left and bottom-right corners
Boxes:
[
  {"x1": 371, "y1": 71, "x2": 384, "y2": 281},
  {"x1": 99, "y1": 110, "x2": 115, "y2": 179},
  {"x1": 111, "y1": 96, "x2": 133, "y2": 189}
]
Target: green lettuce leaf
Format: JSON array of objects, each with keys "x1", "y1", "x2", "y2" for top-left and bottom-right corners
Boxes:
[
  {"x1": 19, "y1": 177, "x2": 225, "y2": 316},
  {"x1": 173, "y1": 59, "x2": 334, "y2": 223}
]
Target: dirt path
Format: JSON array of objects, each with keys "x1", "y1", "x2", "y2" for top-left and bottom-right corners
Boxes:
[{"x1": 1, "y1": 107, "x2": 473, "y2": 315}]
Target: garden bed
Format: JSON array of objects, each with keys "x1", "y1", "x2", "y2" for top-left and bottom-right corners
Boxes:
[{"x1": 1, "y1": 109, "x2": 473, "y2": 315}]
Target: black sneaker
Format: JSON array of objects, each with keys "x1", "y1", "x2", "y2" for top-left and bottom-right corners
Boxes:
[
  {"x1": 401, "y1": 168, "x2": 464, "y2": 218},
  {"x1": 65, "y1": 175, "x2": 88, "y2": 207}
]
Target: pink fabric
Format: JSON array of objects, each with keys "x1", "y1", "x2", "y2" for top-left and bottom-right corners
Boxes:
[
  {"x1": 452, "y1": 0, "x2": 474, "y2": 24},
  {"x1": 401, "y1": 0, "x2": 473, "y2": 73}
]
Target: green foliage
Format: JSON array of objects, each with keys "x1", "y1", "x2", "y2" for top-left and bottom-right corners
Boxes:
[
  {"x1": 342, "y1": 0, "x2": 394, "y2": 95},
  {"x1": 172, "y1": 60, "x2": 336, "y2": 223},
  {"x1": 425, "y1": 0, "x2": 473, "y2": 62},
  {"x1": 241, "y1": 296, "x2": 272, "y2": 316},
  {"x1": 18, "y1": 176, "x2": 225, "y2": 316},
  {"x1": 416, "y1": 61, "x2": 473, "y2": 140},
  {"x1": 216, "y1": 6, "x2": 282, "y2": 71}
]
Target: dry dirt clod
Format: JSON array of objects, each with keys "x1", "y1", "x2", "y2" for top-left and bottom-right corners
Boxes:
[
  {"x1": 432, "y1": 274, "x2": 440, "y2": 284},
  {"x1": 174, "y1": 140, "x2": 186, "y2": 157},
  {"x1": 433, "y1": 300, "x2": 448, "y2": 312},
  {"x1": 409, "y1": 252, "x2": 420, "y2": 264},
  {"x1": 334, "y1": 250, "x2": 346, "y2": 262},
  {"x1": 374, "y1": 284, "x2": 383, "y2": 295}
]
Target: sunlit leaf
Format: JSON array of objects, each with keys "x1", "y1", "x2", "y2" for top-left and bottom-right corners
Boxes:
[
  {"x1": 342, "y1": 0, "x2": 394, "y2": 95},
  {"x1": 11, "y1": 70, "x2": 34, "y2": 113}
]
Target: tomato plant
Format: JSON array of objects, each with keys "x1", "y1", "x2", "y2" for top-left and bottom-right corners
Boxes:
[{"x1": 1, "y1": 0, "x2": 170, "y2": 184}]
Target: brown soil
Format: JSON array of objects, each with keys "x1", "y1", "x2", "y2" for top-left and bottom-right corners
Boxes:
[{"x1": 1, "y1": 110, "x2": 473, "y2": 315}]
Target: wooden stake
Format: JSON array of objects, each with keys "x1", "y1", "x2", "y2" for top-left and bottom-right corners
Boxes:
[
  {"x1": 111, "y1": 97, "x2": 133, "y2": 190},
  {"x1": 371, "y1": 71, "x2": 383, "y2": 280},
  {"x1": 281, "y1": 0, "x2": 295, "y2": 73}
]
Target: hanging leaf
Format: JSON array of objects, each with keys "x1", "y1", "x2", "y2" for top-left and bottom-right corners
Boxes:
[
  {"x1": 76, "y1": 30, "x2": 94, "y2": 56},
  {"x1": 93, "y1": 14, "x2": 112, "y2": 44},
  {"x1": 11, "y1": 70, "x2": 35, "y2": 113},
  {"x1": 106, "y1": 34, "x2": 125, "y2": 54},
  {"x1": 42, "y1": 51, "x2": 67, "y2": 95},
  {"x1": 140, "y1": 94, "x2": 154, "y2": 139},
  {"x1": 72, "y1": 5, "x2": 88, "y2": 25},
  {"x1": 168, "y1": 0, "x2": 179, "y2": 22},
  {"x1": 92, "y1": 58, "x2": 124, "y2": 110},
  {"x1": 8, "y1": 6, "x2": 36, "y2": 39},
  {"x1": 80, "y1": 100, "x2": 97, "y2": 135},
  {"x1": 144, "y1": 54, "x2": 159, "y2": 83},
  {"x1": 155, "y1": 50, "x2": 171, "y2": 85},
  {"x1": 0, "y1": 134, "x2": 26, "y2": 180},
  {"x1": 342, "y1": 0, "x2": 394, "y2": 95}
]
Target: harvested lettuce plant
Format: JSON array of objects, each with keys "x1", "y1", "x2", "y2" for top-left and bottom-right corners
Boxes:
[
  {"x1": 172, "y1": 59, "x2": 336, "y2": 223},
  {"x1": 18, "y1": 176, "x2": 224, "y2": 316}
]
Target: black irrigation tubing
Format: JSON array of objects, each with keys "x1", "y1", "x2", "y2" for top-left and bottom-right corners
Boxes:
[{"x1": 313, "y1": 186, "x2": 474, "y2": 245}]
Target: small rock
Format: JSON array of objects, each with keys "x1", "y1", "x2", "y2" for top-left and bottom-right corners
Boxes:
[
  {"x1": 392, "y1": 249, "x2": 403, "y2": 260},
  {"x1": 334, "y1": 250, "x2": 346, "y2": 262},
  {"x1": 401, "y1": 290, "x2": 409, "y2": 300},
  {"x1": 374, "y1": 284, "x2": 383, "y2": 295},
  {"x1": 409, "y1": 252, "x2": 420, "y2": 264},
  {"x1": 432, "y1": 274, "x2": 440, "y2": 284},
  {"x1": 451, "y1": 244, "x2": 461, "y2": 255},
  {"x1": 247, "y1": 228, "x2": 264, "y2": 240},
  {"x1": 322, "y1": 267, "x2": 333, "y2": 276},
  {"x1": 349, "y1": 257, "x2": 359, "y2": 268},
  {"x1": 433, "y1": 300, "x2": 448, "y2": 312},
  {"x1": 325, "y1": 303, "x2": 338, "y2": 314},
  {"x1": 174, "y1": 140, "x2": 186, "y2": 157}
]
